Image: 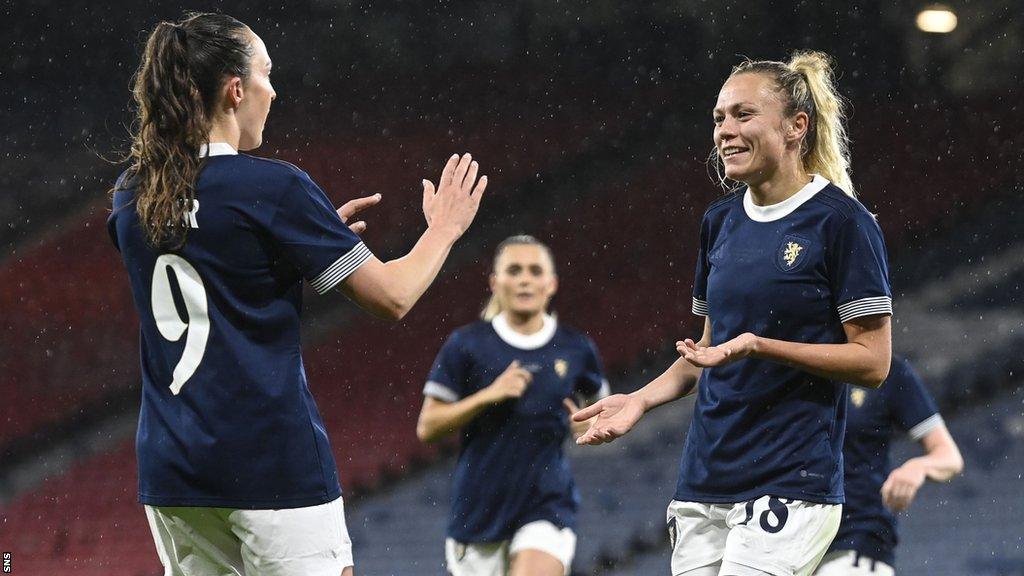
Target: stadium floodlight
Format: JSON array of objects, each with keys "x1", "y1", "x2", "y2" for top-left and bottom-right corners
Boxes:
[{"x1": 916, "y1": 5, "x2": 958, "y2": 33}]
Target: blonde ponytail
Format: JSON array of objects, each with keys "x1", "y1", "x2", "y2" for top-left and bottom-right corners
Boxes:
[
  {"x1": 480, "y1": 294, "x2": 503, "y2": 321},
  {"x1": 728, "y1": 50, "x2": 855, "y2": 197},
  {"x1": 786, "y1": 51, "x2": 854, "y2": 196},
  {"x1": 479, "y1": 235, "x2": 556, "y2": 321}
]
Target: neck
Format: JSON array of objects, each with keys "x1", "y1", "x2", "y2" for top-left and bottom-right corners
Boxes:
[
  {"x1": 208, "y1": 118, "x2": 240, "y2": 150},
  {"x1": 747, "y1": 159, "x2": 810, "y2": 206},
  {"x1": 503, "y1": 310, "x2": 546, "y2": 335}
]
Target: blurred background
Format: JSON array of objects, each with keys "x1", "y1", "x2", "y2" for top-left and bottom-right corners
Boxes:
[{"x1": 0, "y1": 0, "x2": 1021, "y2": 574}]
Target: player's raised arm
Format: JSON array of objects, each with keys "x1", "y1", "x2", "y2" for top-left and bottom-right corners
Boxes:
[{"x1": 338, "y1": 153, "x2": 487, "y2": 320}]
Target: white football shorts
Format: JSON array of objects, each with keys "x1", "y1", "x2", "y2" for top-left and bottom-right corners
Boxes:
[
  {"x1": 667, "y1": 496, "x2": 841, "y2": 576},
  {"x1": 145, "y1": 496, "x2": 353, "y2": 576},
  {"x1": 445, "y1": 519, "x2": 577, "y2": 576}
]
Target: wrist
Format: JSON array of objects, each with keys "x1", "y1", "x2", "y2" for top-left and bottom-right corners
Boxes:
[
  {"x1": 746, "y1": 333, "x2": 763, "y2": 358},
  {"x1": 425, "y1": 223, "x2": 462, "y2": 243},
  {"x1": 628, "y1": 390, "x2": 651, "y2": 413}
]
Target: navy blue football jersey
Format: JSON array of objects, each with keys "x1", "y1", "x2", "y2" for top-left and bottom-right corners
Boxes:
[
  {"x1": 679, "y1": 175, "x2": 892, "y2": 505},
  {"x1": 829, "y1": 356, "x2": 941, "y2": 565},
  {"x1": 424, "y1": 314, "x2": 607, "y2": 543},
  {"x1": 107, "y1": 144, "x2": 373, "y2": 509}
]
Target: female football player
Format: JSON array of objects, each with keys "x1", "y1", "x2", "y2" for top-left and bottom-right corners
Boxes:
[
  {"x1": 416, "y1": 235, "x2": 609, "y2": 576},
  {"x1": 575, "y1": 51, "x2": 893, "y2": 576},
  {"x1": 815, "y1": 356, "x2": 963, "y2": 575},
  {"x1": 108, "y1": 12, "x2": 486, "y2": 576}
]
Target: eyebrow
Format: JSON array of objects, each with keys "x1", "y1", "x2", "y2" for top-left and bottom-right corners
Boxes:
[{"x1": 713, "y1": 101, "x2": 757, "y2": 115}]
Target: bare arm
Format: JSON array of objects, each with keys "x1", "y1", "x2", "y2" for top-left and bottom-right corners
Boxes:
[
  {"x1": 416, "y1": 361, "x2": 531, "y2": 443},
  {"x1": 679, "y1": 314, "x2": 892, "y2": 388},
  {"x1": 572, "y1": 318, "x2": 709, "y2": 446},
  {"x1": 881, "y1": 422, "x2": 964, "y2": 511},
  {"x1": 339, "y1": 153, "x2": 487, "y2": 320}
]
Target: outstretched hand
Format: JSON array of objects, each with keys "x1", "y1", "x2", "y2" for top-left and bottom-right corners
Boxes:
[
  {"x1": 677, "y1": 333, "x2": 757, "y2": 368},
  {"x1": 336, "y1": 193, "x2": 382, "y2": 235},
  {"x1": 572, "y1": 393, "x2": 645, "y2": 446},
  {"x1": 422, "y1": 153, "x2": 487, "y2": 236},
  {"x1": 563, "y1": 398, "x2": 592, "y2": 439}
]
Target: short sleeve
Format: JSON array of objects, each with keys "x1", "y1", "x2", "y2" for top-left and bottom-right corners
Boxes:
[
  {"x1": 888, "y1": 358, "x2": 942, "y2": 441},
  {"x1": 268, "y1": 171, "x2": 373, "y2": 295},
  {"x1": 828, "y1": 210, "x2": 893, "y2": 323},
  {"x1": 575, "y1": 337, "x2": 609, "y2": 401},
  {"x1": 692, "y1": 213, "x2": 711, "y2": 317},
  {"x1": 423, "y1": 332, "x2": 471, "y2": 403}
]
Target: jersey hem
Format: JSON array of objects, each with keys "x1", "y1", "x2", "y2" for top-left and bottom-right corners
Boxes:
[
  {"x1": 671, "y1": 489, "x2": 843, "y2": 505},
  {"x1": 447, "y1": 517, "x2": 575, "y2": 544},
  {"x1": 139, "y1": 486, "x2": 342, "y2": 510}
]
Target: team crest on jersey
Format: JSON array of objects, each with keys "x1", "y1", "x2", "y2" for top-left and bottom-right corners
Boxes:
[
  {"x1": 851, "y1": 388, "x2": 867, "y2": 408},
  {"x1": 776, "y1": 234, "x2": 810, "y2": 272},
  {"x1": 554, "y1": 359, "x2": 569, "y2": 378}
]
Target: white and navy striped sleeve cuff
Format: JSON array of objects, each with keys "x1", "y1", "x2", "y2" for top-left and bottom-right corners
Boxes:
[
  {"x1": 310, "y1": 242, "x2": 373, "y2": 295},
  {"x1": 692, "y1": 297, "x2": 709, "y2": 317},
  {"x1": 837, "y1": 296, "x2": 892, "y2": 323},
  {"x1": 908, "y1": 413, "x2": 944, "y2": 441},
  {"x1": 423, "y1": 381, "x2": 459, "y2": 403}
]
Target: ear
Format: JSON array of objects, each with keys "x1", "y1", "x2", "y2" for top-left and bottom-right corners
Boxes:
[
  {"x1": 548, "y1": 274, "x2": 559, "y2": 297},
  {"x1": 224, "y1": 76, "x2": 245, "y2": 109},
  {"x1": 488, "y1": 272, "x2": 497, "y2": 293},
  {"x1": 787, "y1": 111, "x2": 809, "y2": 145}
]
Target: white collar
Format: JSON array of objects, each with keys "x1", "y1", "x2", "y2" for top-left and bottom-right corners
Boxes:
[
  {"x1": 199, "y1": 142, "x2": 238, "y2": 157},
  {"x1": 743, "y1": 174, "x2": 829, "y2": 222},
  {"x1": 491, "y1": 312, "x2": 557, "y2": 350}
]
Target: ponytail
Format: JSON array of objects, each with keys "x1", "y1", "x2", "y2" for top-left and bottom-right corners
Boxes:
[
  {"x1": 725, "y1": 50, "x2": 855, "y2": 197},
  {"x1": 123, "y1": 13, "x2": 252, "y2": 249},
  {"x1": 786, "y1": 51, "x2": 854, "y2": 196},
  {"x1": 480, "y1": 235, "x2": 556, "y2": 321}
]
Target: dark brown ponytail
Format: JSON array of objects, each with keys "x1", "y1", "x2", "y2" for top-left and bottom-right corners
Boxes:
[{"x1": 125, "y1": 12, "x2": 252, "y2": 249}]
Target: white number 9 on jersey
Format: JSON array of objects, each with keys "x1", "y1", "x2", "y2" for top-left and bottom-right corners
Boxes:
[{"x1": 151, "y1": 254, "x2": 210, "y2": 395}]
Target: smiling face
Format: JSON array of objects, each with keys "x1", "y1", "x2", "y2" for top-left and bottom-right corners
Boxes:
[
  {"x1": 235, "y1": 32, "x2": 275, "y2": 151},
  {"x1": 713, "y1": 72, "x2": 798, "y2": 187},
  {"x1": 489, "y1": 244, "x2": 558, "y2": 318}
]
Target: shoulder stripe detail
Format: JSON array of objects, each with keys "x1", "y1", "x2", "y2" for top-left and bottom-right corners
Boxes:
[
  {"x1": 423, "y1": 381, "x2": 459, "y2": 403},
  {"x1": 908, "y1": 413, "x2": 944, "y2": 441},
  {"x1": 837, "y1": 296, "x2": 892, "y2": 323},
  {"x1": 692, "y1": 297, "x2": 709, "y2": 317},
  {"x1": 310, "y1": 242, "x2": 373, "y2": 294}
]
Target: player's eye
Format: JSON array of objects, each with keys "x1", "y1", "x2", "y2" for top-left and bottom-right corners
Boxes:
[
  {"x1": 507, "y1": 265, "x2": 522, "y2": 275},
  {"x1": 529, "y1": 266, "x2": 544, "y2": 276}
]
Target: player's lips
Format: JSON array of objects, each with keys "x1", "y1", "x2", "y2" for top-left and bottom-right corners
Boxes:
[{"x1": 721, "y1": 145, "x2": 750, "y2": 160}]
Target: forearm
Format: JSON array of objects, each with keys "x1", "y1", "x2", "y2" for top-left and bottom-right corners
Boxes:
[
  {"x1": 378, "y1": 226, "x2": 460, "y2": 315},
  {"x1": 416, "y1": 392, "x2": 493, "y2": 443},
  {"x1": 906, "y1": 445, "x2": 964, "y2": 482},
  {"x1": 751, "y1": 337, "x2": 890, "y2": 388},
  {"x1": 631, "y1": 358, "x2": 701, "y2": 413},
  {"x1": 342, "y1": 226, "x2": 460, "y2": 320}
]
